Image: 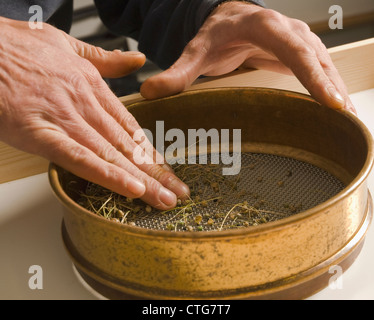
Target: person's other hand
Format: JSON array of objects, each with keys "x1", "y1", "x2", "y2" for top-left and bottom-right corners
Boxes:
[
  {"x1": 0, "y1": 17, "x2": 189, "y2": 209},
  {"x1": 141, "y1": 1, "x2": 356, "y2": 113}
]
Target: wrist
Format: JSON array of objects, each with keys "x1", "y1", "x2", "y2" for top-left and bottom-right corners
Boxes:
[{"x1": 206, "y1": 0, "x2": 264, "y2": 24}]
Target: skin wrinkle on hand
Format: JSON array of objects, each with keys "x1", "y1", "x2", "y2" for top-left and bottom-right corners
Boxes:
[{"x1": 0, "y1": 16, "x2": 189, "y2": 210}]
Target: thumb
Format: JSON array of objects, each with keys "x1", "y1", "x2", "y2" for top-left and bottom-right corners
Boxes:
[
  {"x1": 65, "y1": 35, "x2": 146, "y2": 78},
  {"x1": 140, "y1": 46, "x2": 206, "y2": 100}
]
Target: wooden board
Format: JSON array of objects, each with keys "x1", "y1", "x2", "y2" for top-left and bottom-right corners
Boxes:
[{"x1": 1, "y1": 38, "x2": 374, "y2": 183}]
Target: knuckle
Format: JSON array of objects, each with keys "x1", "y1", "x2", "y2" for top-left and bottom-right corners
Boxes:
[
  {"x1": 81, "y1": 60, "x2": 102, "y2": 84},
  {"x1": 118, "y1": 133, "x2": 138, "y2": 159},
  {"x1": 101, "y1": 165, "x2": 121, "y2": 183},
  {"x1": 66, "y1": 70, "x2": 88, "y2": 92},
  {"x1": 100, "y1": 143, "x2": 120, "y2": 164},
  {"x1": 253, "y1": 8, "x2": 285, "y2": 25},
  {"x1": 292, "y1": 19, "x2": 311, "y2": 33},
  {"x1": 113, "y1": 109, "x2": 141, "y2": 135},
  {"x1": 187, "y1": 38, "x2": 209, "y2": 55},
  {"x1": 122, "y1": 111, "x2": 139, "y2": 131},
  {"x1": 147, "y1": 164, "x2": 173, "y2": 182},
  {"x1": 144, "y1": 164, "x2": 181, "y2": 194},
  {"x1": 294, "y1": 43, "x2": 315, "y2": 57},
  {"x1": 311, "y1": 33, "x2": 327, "y2": 51},
  {"x1": 40, "y1": 23, "x2": 54, "y2": 34},
  {"x1": 68, "y1": 144, "x2": 88, "y2": 164},
  {"x1": 142, "y1": 178, "x2": 166, "y2": 208}
]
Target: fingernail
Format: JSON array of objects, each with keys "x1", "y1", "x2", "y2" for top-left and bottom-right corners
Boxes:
[
  {"x1": 348, "y1": 107, "x2": 357, "y2": 116},
  {"x1": 169, "y1": 179, "x2": 190, "y2": 200},
  {"x1": 346, "y1": 100, "x2": 358, "y2": 115},
  {"x1": 126, "y1": 51, "x2": 145, "y2": 57},
  {"x1": 327, "y1": 88, "x2": 345, "y2": 110},
  {"x1": 159, "y1": 187, "x2": 177, "y2": 207}
]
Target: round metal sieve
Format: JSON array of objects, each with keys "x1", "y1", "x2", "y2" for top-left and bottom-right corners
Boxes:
[
  {"x1": 81, "y1": 152, "x2": 346, "y2": 232},
  {"x1": 49, "y1": 87, "x2": 373, "y2": 300}
]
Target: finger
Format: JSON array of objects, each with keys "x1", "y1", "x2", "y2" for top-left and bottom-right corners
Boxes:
[
  {"x1": 80, "y1": 89, "x2": 190, "y2": 200},
  {"x1": 243, "y1": 11, "x2": 346, "y2": 111},
  {"x1": 307, "y1": 33, "x2": 356, "y2": 114},
  {"x1": 50, "y1": 111, "x2": 179, "y2": 209},
  {"x1": 39, "y1": 129, "x2": 146, "y2": 199},
  {"x1": 141, "y1": 39, "x2": 207, "y2": 99},
  {"x1": 64, "y1": 33, "x2": 146, "y2": 78},
  {"x1": 264, "y1": 34, "x2": 346, "y2": 111},
  {"x1": 92, "y1": 81, "x2": 168, "y2": 167}
]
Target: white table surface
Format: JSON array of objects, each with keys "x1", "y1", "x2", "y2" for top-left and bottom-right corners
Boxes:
[{"x1": 1, "y1": 89, "x2": 374, "y2": 300}]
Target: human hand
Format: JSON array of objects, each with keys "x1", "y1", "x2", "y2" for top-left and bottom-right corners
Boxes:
[
  {"x1": 0, "y1": 17, "x2": 189, "y2": 209},
  {"x1": 141, "y1": 1, "x2": 356, "y2": 113}
]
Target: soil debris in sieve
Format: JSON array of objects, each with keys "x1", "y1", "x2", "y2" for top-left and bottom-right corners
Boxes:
[{"x1": 77, "y1": 158, "x2": 301, "y2": 232}]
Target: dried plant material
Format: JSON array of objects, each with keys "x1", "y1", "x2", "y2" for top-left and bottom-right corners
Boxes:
[
  {"x1": 78, "y1": 161, "x2": 291, "y2": 232},
  {"x1": 76, "y1": 152, "x2": 345, "y2": 232}
]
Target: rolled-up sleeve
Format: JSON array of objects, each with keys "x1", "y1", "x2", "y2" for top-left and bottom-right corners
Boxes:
[{"x1": 94, "y1": 0, "x2": 265, "y2": 69}]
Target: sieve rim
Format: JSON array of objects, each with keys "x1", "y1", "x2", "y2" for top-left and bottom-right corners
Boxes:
[{"x1": 48, "y1": 87, "x2": 374, "y2": 240}]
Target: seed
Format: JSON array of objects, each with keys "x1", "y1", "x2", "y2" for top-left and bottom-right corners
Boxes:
[
  {"x1": 211, "y1": 182, "x2": 219, "y2": 192},
  {"x1": 145, "y1": 205, "x2": 152, "y2": 213},
  {"x1": 195, "y1": 215, "x2": 203, "y2": 225},
  {"x1": 207, "y1": 218, "x2": 214, "y2": 226},
  {"x1": 116, "y1": 209, "x2": 125, "y2": 218}
]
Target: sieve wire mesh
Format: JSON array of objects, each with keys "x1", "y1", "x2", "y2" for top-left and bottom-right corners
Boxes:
[{"x1": 79, "y1": 152, "x2": 346, "y2": 232}]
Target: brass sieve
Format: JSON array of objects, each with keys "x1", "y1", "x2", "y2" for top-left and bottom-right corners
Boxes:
[{"x1": 49, "y1": 87, "x2": 373, "y2": 300}]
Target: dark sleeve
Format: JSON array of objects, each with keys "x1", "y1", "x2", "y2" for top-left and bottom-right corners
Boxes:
[
  {"x1": 0, "y1": 0, "x2": 73, "y2": 32},
  {"x1": 94, "y1": 0, "x2": 266, "y2": 70}
]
